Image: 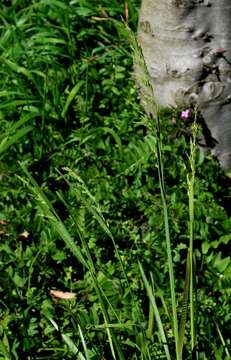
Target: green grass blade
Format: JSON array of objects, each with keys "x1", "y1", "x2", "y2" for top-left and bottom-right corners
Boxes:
[
  {"x1": 2, "y1": 111, "x2": 39, "y2": 136},
  {"x1": 0, "y1": 91, "x2": 24, "y2": 98},
  {"x1": 49, "y1": 318, "x2": 82, "y2": 358},
  {"x1": 18, "y1": 164, "x2": 88, "y2": 269},
  {"x1": 0, "y1": 100, "x2": 36, "y2": 110},
  {"x1": 0, "y1": 57, "x2": 34, "y2": 80},
  {"x1": 78, "y1": 325, "x2": 91, "y2": 360},
  {"x1": 62, "y1": 198, "x2": 125, "y2": 360},
  {"x1": 178, "y1": 250, "x2": 190, "y2": 355},
  {"x1": 146, "y1": 300, "x2": 154, "y2": 340},
  {"x1": 139, "y1": 262, "x2": 171, "y2": 360},
  {"x1": 126, "y1": 25, "x2": 180, "y2": 357},
  {"x1": 41, "y1": 0, "x2": 69, "y2": 11},
  {"x1": 0, "y1": 126, "x2": 33, "y2": 156},
  {"x1": 215, "y1": 321, "x2": 230, "y2": 358},
  {"x1": 62, "y1": 334, "x2": 78, "y2": 355},
  {"x1": 61, "y1": 81, "x2": 85, "y2": 118},
  {"x1": 187, "y1": 122, "x2": 199, "y2": 354}
]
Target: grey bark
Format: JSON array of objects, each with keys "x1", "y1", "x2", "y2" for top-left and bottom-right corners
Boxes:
[{"x1": 138, "y1": 0, "x2": 231, "y2": 171}]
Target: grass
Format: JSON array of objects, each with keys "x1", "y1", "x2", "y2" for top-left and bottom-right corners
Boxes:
[{"x1": 0, "y1": 1, "x2": 231, "y2": 359}]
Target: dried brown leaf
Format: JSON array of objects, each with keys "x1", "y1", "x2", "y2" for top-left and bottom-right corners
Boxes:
[
  {"x1": 18, "y1": 230, "x2": 30, "y2": 240},
  {"x1": 49, "y1": 290, "x2": 77, "y2": 300},
  {"x1": 0, "y1": 220, "x2": 9, "y2": 225}
]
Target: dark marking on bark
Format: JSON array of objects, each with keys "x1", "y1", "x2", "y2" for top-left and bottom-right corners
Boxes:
[
  {"x1": 140, "y1": 20, "x2": 152, "y2": 34},
  {"x1": 197, "y1": 115, "x2": 218, "y2": 149}
]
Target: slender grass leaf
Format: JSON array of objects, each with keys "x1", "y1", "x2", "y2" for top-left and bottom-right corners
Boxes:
[
  {"x1": 178, "y1": 250, "x2": 190, "y2": 356},
  {"x1": 61, "y1": 81, "x2": 85, "y2": 118},
  {"x1": 0, "y1": 91, "x2": 24, "y2": 98},
  {"x1": 41, "y1": 0, "x2": 69, "y2": 10},
  {"x1": 0, "y1": 126, "x2": 33, "y2": 156},
  {"x1": 74, "y1": 7, "x2": 95, "y2": 17},
  {"x1": 78, "y1": 325, "x2": 90, "y2": 360},
  {"x1": 0, "y1": 100, "x2": 36, "y2": 110},
  {"x1": 49, "y1": 318, "x2": 80, "y2": 357},
  {"x1": 139, "y1": 262, "x2": 171, "y2": 360},
  {"x1": 1, "y1": 112, "x2": 39, "y2": 139},
  {"x1": 187, "y1": 122, "x2": 199, "y2": 354},
  {"x1": 1, "y1": 57, "x2": 33, "y2": 80},
  {"x1": 62, "y1": 334, "x2": 78, "y2": 355},
  {"x1": 18, "y1": 165, "x2": 88, "y2": 269},
  {"x1": 215, "y1": 322, "x2": 230, "y2": 358}
]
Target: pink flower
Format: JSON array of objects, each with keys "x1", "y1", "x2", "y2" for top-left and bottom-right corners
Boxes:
[{"x1": 181, "y1": 108, "x2": 193, "y2": 120}]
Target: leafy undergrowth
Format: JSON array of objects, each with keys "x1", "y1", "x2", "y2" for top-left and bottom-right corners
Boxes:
[{"x1": 0, "y1": 1, "x2": 230, "y2": 359}]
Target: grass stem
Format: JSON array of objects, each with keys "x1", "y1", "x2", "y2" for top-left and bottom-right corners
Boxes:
[
  {"x1": 128, "y1": 29, "x2": 180, "y2": 358},
  {"x1": 187, "y1": 121, "x2": 198, "y2": 354}
]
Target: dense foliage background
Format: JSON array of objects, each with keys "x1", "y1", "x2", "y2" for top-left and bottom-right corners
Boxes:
[{"x1": 0, "y1": 1, "x2": 230, "y2": 359}]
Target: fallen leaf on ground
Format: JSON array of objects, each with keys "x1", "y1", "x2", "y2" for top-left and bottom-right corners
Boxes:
[
  {"x1": 18, "y1": 230, "x2": 30, "y2": 240},
  {"x1": 0, "y1": 220, "x2": 9, "y2": 225},
  {"x1": 49, "y1": 290, "x2": 77, "y2": 300}
]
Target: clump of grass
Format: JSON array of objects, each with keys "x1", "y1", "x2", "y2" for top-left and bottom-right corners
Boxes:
[
  {"x1": 0, "y1": 1, "x2": 230, "y2": 359},
  {"x1": 130, "y1": 22, "x2": 231, "y2": 358},
  {"x1": 18, "y1": 20, "x2": 200, "y2": 360},
  {"x1": 128, "y1": 25, "x2": 180, "y2": 358}
]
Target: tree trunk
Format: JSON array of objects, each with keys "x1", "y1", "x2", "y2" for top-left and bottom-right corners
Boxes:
[{"x1": 138, "y1": 0, "x2": 231, "y2": 172}]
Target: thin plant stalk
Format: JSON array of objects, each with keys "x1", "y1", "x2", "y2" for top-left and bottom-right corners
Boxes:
[
  {"x1": 78, "y1": 325, "x2": 90, "y2": 360},
  {"x1": 215, "y1": 322, "x2": 230, "y2": 358},
  {"x1": 127, "y1": 27, "x2": 179, "y2": 358},
  {"x1": 187, "y1": 121, "x2": 198, "y2": 354},
  {"x1": 178, "y1": 250, "x2": 190, "y2": 356},
  {"x1": 62, "y1": 198, "x2": 125, "y2": 360}
]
